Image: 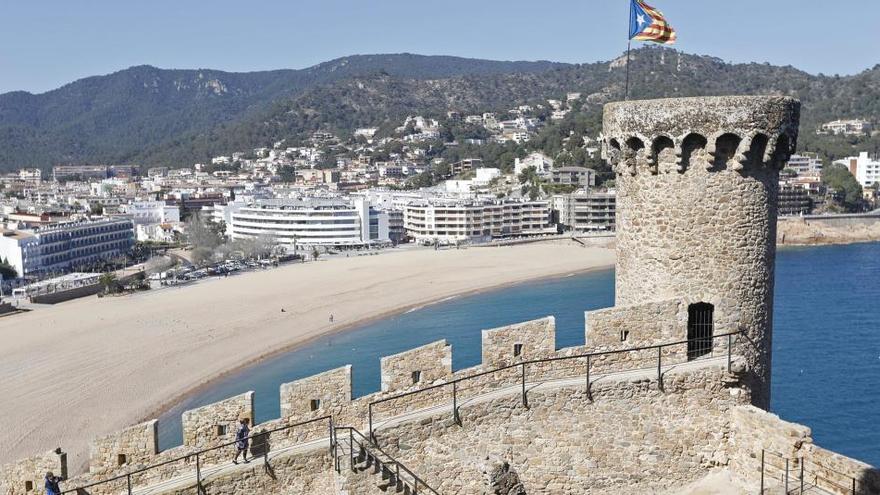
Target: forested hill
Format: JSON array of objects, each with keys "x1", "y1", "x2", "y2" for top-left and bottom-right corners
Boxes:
[
  {"x1": 1, "y1": 48, "x2": 879, "y2": 170},
  {"x1": 0, "y1": 54, "x2": 568, "y2": 170}
]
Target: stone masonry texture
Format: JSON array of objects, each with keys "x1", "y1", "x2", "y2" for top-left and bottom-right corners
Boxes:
[{"x1": 603, "y1": 95, "x2": 801, "y2": 409}]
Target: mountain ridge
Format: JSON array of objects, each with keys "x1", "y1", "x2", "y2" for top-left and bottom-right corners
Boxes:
[{"x1": 1, "y1": 49, "x2": 878, "y2": 170}]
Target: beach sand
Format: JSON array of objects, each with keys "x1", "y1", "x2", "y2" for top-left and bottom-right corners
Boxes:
[{"x1": 0, "y1": 241, "x2": 614, "y2": 470}]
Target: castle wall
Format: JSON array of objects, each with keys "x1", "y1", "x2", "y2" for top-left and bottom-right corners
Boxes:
[
  {"x1": 89, "y1": 420, "x2": 158, "y2": 476},
  {"x1": 481, "y1": 316, "x2": 555, "y2": 367},
  {"x1": 380, "y1": 340, "x2": 452, "y2": 393},
  {"x1": 280, "y1": 365, "x2": 351, "y2": 421},
  {"x1": 181, "y1": 391, "x2": 254, "y2": 465},
  {"x1": 0, "y1": 450, "x2": 66, "y2": 495},
  {"x1": 373, "y1": 364, "x2": 743, "y2": 494},
  {"x1": 156, "y1": 447, "x2": 338, "y2": 495},
  {"x1": 729, "y1": 405, "x2": 880, "y2": 495},
  {"x1": 603, "y1": 96, "x2": 801, "y2": 408}
]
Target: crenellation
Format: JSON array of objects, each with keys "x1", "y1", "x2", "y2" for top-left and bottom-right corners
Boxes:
[
  {"x1": 379, "y1": 339, "x2": 452, "y2": 393},
  {"x1": 181, "y1": 391, "x2": 254, "y2": 466},
  {"x1": 481, "y1": 316, "x2": 555, "y2": 368},
  {"x1": 0, "y1": 449, "x2": 67, "y2": 495},
  {"x1": 280, "y1": 365, "x2": 352, "y2": 421},
  {"x1": 89, "y1": 420, "x2": 158, "y2": 477}
]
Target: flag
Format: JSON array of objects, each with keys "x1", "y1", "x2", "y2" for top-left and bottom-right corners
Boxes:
[{"x1": 629, "y1": 0, "x2": 676, "y2": 45}]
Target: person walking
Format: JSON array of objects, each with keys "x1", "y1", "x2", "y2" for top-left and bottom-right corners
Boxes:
[
  {"x1": 232, "y1": 418, "x2": 250, "y2": 464},
  {"x1": 45, "y1": 472, "x2": 62, "y2": 495}
]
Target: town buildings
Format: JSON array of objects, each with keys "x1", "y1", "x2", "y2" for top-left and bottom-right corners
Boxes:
[
  {"x1": 835, "y1": 152, "x2": 880, "y2": 188},
  {"x1": 817, "y1": 119, "x2": 872, "y2": 135},
  {"x1": 0, "y1": 218, "x2": 134, "y2": 277},
  {"x1": 227, "y1": 197, "x2": 389, "y2": 250},
  {"x1": 551, "y1": 190, "x2": 616, "y2": 232},
  {"x1": 404, "y1": 199, "x2": 554, "y2": 244}
]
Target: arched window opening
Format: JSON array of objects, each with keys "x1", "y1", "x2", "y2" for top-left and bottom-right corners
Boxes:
[
  {"x1": 687, "y1": 303, "x2": 714, "y2": 360},
  {"x1": 713, "y1": 133, "x2": 742, "y2": 169},
  {"x1": 679, "y1": 133, "x2": 708, "y2": 172}
]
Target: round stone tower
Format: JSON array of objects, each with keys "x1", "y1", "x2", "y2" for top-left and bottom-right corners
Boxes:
[{"x1": 602, "y1": 96, "x2": 800, "y2": 408}]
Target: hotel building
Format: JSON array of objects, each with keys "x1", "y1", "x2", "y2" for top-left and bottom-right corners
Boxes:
[
  {"x1": 403, "y1": 199, "x2": 554, "y2": 244},
  {"x1": 229, "y1": 197, "x2": 389, "y2": 249}
]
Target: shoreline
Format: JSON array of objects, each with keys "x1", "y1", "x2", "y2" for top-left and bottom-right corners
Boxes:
[
  {"x1": 143, "y1": 262, "x2": 613, "y2": 428},
  {"x1": 0, "y1": 241, "x2": 615, "y2": 470}
]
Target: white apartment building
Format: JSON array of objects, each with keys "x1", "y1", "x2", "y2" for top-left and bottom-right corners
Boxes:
[
  {"x1": 818, "y1": 119, "x2": 872, "y2": 136},
  {"x1": 552, "y1": 190, "x2": 616, "y2": 232},
  {"x1": 835, "y1": 152, "x2": 880, "y2": 187},
  {"x1": 786, "y1": 154, "x2": 823, "y2": 175},
  {"x1": 229, "y1": 197, "x2": 389, "y2": 249},
  {"x1": 0, "y1": 218, "x2": 135, "y2": 277},
  {"x1": 124, "y1": 201, "x2": 181, "y2": 226},
  {"x1": 404, "y1": 199, "x2": 554, "y2": 244}
]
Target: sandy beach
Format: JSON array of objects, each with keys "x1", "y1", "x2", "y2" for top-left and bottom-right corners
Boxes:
[{"x1": 0, "y1": 241, "x2": 614, "y2": 470}]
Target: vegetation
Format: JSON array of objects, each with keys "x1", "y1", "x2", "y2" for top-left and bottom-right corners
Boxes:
[
  {"x1": 2, "y1": 48, "x2": 879, "y2": 174},
  {"x1": 822, "y1": 164, "x2": 865, "y2": 210},
  {"x1": 0, "y1": 257, "x2": 17, "y2": 280}
]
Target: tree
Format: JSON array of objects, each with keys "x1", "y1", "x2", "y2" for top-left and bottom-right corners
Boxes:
[
  {"x1": 184, "y1": 213, "x2": 223, "y2": 265},
  {"x1": 99, "y1": 273, "x2": 119, "y2": 294},
  {"x1": 0, "y1": 257, "x2": 17, "y2": 280},
  {"x1": 822, "y1": 164, "x2": 864, "y2": 211},
  {"x1": 518, "y1": 166, "x2": 543, "y2": 200},
  {"x1": 277, "y1": 165, "x2": 296, "y2": 183}
]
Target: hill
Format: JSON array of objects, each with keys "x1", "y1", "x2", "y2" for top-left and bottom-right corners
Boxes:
[
  {"x1": 0, "y1": 54, "x2": 567, "y2": 169},
  {"x1": 1, "y1": 48, "x2": 879, "y2": 170}
]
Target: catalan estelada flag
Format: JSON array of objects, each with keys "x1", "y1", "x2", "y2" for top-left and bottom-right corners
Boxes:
[{"x1": 629, "y1": 0, "x2": 676, "y2": 45}]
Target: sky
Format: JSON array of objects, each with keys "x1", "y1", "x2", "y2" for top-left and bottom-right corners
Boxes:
[{"x1": 1, "y1": 0, "x2": 877, "y2": 95}]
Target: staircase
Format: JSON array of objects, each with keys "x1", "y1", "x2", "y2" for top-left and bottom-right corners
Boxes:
[{"x1": 334, "y1": 427, "x2": 438, "y2": 494}]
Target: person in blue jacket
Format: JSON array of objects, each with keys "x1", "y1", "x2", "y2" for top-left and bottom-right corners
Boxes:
[
  {"x1": 232, "y1": 418, "x2": 250, "y2": 464},
  {"x1": 45, "y1": 471, "x2": 63, "y2": 495}
]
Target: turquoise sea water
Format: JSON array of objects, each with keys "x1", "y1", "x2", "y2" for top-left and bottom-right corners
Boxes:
[{"x1": 158, "y1": 243, "x2": 880, "y2": 467}]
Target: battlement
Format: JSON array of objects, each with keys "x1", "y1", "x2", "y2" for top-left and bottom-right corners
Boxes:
[
  {"x1": 603, "y1": 96, "x2": 800, "y2": 175},
  {"x1": 0, "y1": 309, "x2": 728, "y2": 494}
]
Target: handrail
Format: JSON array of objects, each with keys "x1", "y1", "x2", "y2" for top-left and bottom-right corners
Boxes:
[
  {"x1": 60, "y1": 415, "x2": 334, "y2": 494},
  {"x1": 337, "y1": 426, "x2": 441, "y2": 495},
  {"x1": 761, "y1": 448, "x2": 860, "y2": 494},
  {"x1": 368, "y1": 331, "x2": 741, "y2": 440}
]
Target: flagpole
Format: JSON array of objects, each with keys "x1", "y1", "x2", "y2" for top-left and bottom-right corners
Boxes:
[
  {"x1": 624, "y1": 40, "x2": 632, "y2": 101},
  {"x1": 624, "y1": 0, "x2": 633, "y2": 101}
]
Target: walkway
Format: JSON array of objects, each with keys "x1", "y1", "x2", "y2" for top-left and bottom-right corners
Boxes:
[{"x1": 96, "y1": 355, "x2": 732, "y2": 495}]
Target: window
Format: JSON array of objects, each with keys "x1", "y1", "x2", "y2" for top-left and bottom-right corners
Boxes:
[
  {"x1": 216, "y1": 424, "x2": 227, "y2": 436},
  {"x1": 620, "y1": 330, "x2": 629, "y2": 342},
  {"x1": 25, "y1": 481, "x2": 33, "y2": 492},
  {"x1": 309, "y1": 399, "x2": 321, "y2": 411},
  {"x1": 411, "y1": 370, "x2": 422, "y2": 385},
  {"x1": 513, "y1": 343, "x2": 523, "y2": 357},
  {"x1": 687, "y1": 303, "x2": 714, "y2": 360},
  {"x1": 117, "y1": 453, "x2": 127, "y2": 466}
]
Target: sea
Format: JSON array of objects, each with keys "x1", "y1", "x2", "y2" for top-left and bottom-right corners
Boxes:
[{"x1": 158, "y1": 242, "x2": 880, "y2": 467}]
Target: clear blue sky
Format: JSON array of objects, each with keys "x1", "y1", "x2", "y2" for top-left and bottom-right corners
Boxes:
[{"x1": 1, "y1": 0, "x2": 877, "y2": 94}]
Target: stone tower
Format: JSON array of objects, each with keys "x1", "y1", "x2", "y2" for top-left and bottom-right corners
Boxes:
[{"x1": 602, "y1": 96, "x2": 800, "y2": 408}]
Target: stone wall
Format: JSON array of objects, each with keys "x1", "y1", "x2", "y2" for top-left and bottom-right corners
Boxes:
[
  {"x1": 374, "y1": 364, "x2": 743, "y2": 494},
  {"x1": 89, "y1": 420, "x2": 158, "y2": 476},
  {"x1": 280, "y1": 365, "x2": 352, "y2": 421},
  {"x1": 729, "y1": 405, "x2": 880, "y2": 495},
  {"x1": 603, "y1": 96, "x2": 801, "y2": 409},
  {"x1": 380, "y1": 340, "x2": 452, "y2": 393},
  {"x1": 0, "y1": 449, "x2": 67, "y2": 495},
  {"x1": 482, "y1": 317, "x2": 555, "y2": 368},
  {"x1": 181, "y1": 391, "x2": 254, "y2": 465}
]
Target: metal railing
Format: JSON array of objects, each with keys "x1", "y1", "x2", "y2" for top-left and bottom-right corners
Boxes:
[
  {"x1": 60, "y1": 415, "x2": 334, "y2": 495},
  {"x1": 335, "y1": 426, "x2": 440, "y2": 495},
  {"x1": 761, "y1": 449, "x2": 862, "y2": 495},
  {"x1": 368, "y1": 331, "x2": 741, "y2": 442}
]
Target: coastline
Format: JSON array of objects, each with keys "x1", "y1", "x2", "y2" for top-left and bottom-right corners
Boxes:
[
  {"x1": 142, "y1": 261, "x2": 612, "y2": 428},
  {"x1": 0, "y1": 241, "x2": 615, "y2": 471}
]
